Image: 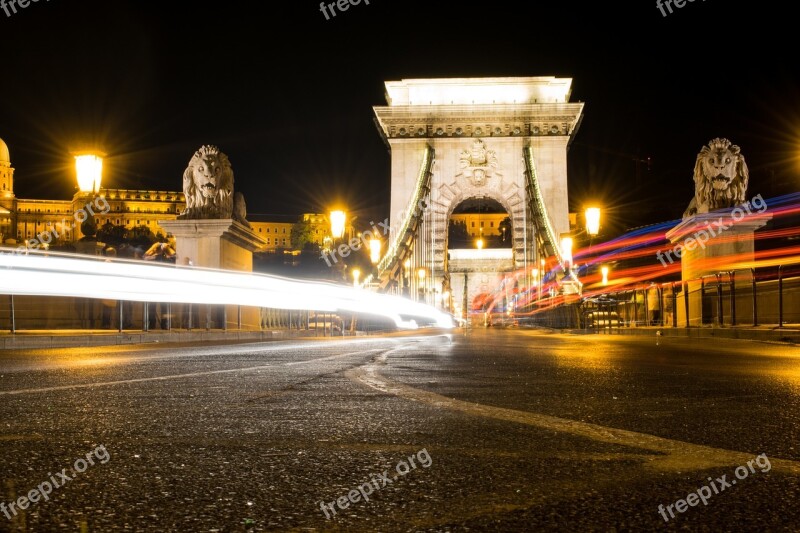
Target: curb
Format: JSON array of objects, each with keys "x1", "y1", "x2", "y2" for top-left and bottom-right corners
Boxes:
[
  {"x1": 566, "y1": 327, "x2": 800, "y2": 344},
  {"x1": 0, "y1": 329, "x2": 347, "y2": 350}
]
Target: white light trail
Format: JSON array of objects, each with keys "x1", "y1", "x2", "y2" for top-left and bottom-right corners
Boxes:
[{"x1": 0, "y1": 252, "x2": 454, "y2": 330}]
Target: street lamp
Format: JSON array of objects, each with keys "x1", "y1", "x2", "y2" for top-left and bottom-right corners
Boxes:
[
  {"x1": 560, "y1": 236, "x2": 573, "y2": 270},
  {"x1": 417, "y1": 268, "x2": 426, "y2": 303},
  {"x1": 601, "y1": 265, "x2": 609, "y2": 286},
  {"x1": 352, "y1": 267, "x2": 361, "y2": 288},
  {"x1": 369, "y1": 237, "x2": 381, "y2": 265},
  {"x1": 75, "y1": 153, "x2": 104, "y2": 194},
  {"x1": 330, "y1": 210, "x2": 346, "y2": 240},
  {"x1": 476, "y1": 237, "x2": 484, "y2": 250},
  {"x1": 585, "y1": 207, "x2": 601, "y2": 237},
  {"x1": 584, "y1": 206, "x2": 601, "y2": 249}
]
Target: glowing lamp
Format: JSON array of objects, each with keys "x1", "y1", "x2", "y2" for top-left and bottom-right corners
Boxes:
[
  {"x1": 330, "y1": 210, "x2": 346, "y2": 240},
  {"x1": 585, "y1": 207, "x2": 601, "y2": 237},
  {"x1": 369, "y1": 238, "x2": 381, "y2": 265},
  {"x1": 418, "y1": 268, "x2": 426, "y2": 280},
  {"x1": 560, "y1": 236, "x2": 573, "y2": 267},
  {"x1": 601, "y1": 265, "x2": 609, "y2": 285},
  {"x1": 75, "y1": 153, "x2": 104, "y2": 193},
  {"x1": 352, "y1": 268, "x2": 361, "y2": 287}
]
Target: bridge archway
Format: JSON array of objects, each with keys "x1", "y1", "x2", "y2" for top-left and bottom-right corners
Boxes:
[{"x1": 372, "y1": 77, "x2": 584, "y2": 314}]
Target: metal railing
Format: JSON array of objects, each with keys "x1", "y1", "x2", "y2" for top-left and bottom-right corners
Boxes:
[
  {"x1": 579, "y1": 265, "x2": 799, "y2": 330},
  {"x1": 509, "y1": 265, "x2": 799, "y2": 331}
]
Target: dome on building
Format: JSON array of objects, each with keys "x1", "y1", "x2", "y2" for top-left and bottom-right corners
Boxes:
[{"x1": 0, "y1": 138, "x2": 9, "y2": 164}]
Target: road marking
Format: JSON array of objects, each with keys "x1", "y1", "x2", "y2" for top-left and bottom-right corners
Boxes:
[
  {"x1": 0, "y1": 348, "x2": 385, "y2": 396},
  {"x1": 347, "y1": 356, "x2": 800, "y2": 476}
]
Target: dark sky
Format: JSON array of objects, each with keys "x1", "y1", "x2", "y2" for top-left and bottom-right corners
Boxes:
[{"x1": 1, "y1": 0, "x2": 797, "y2": 235}]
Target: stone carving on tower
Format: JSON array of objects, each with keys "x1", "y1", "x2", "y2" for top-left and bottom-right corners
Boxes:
[
  {"x1": 458, "y1": 139, "x2": 499, "y2": 187},
  {"x1": 683, "y1": 138, "x2": 749, "y2": 219},
  {"x1": 178, "y1": 145, "x2": 249, "y2": 227}
]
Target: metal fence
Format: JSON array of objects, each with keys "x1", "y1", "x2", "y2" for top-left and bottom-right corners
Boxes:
[{"x1": 580, "y1": 266, "x2": 799, "y2": 331}]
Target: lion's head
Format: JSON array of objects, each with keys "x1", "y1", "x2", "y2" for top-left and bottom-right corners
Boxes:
[
  {"x1": 684, "y1": 138, "x2": 749, "y2": 218},
  {"x1": 179, "y1": 145, "x2": 234, "y2": 220}
]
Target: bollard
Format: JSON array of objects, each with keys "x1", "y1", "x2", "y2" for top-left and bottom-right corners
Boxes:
[
  {"x1": 10, "y1": 294, "x2": 15, "y2": 334},
  {"x1": 751, "y1": 267, "x2": 758, "y2": 327},
  {"x1": 671, "y1": 283, "x2": 678, "y2": 328},
  {"x1": 778, "y1": 265, "x2": 784, "y2": 328},
  {"x1": 683, "y1": 281, "x2": 690, "y2": 328},
  {"x1": 728, "y1": 271, "x2": 736, "y2": 326}
]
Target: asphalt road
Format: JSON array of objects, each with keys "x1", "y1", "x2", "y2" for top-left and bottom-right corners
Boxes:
[{"x1": 0, "y1": 329, "x2": 799, "y2": 532}]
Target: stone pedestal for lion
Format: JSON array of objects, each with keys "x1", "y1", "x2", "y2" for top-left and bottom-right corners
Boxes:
[
  {"x1": 159, "y1": 219, "x2": 265, "y2": 329},
  {"x1": 666, "y1": 209, "x2": 771, "y2": 326}
]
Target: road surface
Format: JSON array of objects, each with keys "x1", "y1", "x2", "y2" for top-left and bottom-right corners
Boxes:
[{"x1": 0, "y1": 329, "x2": 799, "y2": 531}]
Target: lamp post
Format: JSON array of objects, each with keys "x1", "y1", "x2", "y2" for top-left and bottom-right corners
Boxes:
[
  {"x1": 369, "y1": 237, "x2": 381, "y2": 266},
  {"x1": 329, "y1": 210, "x2": 346, "y2": 281},
  {"x1": 352, "y1": 267, "x2": 361, "y2": 288},
  {"x1": 73, "y1": 152, "x2": 105, "y2": 250},
  {"x1": 601, "y1": 265, "x2": 609, "y2": 286},
  {"x1": 584, "y1": 206, "x2": 601, "y2": 248},
  {"x1": 75, "y1": 153, "x2": 104, "y2": 194},
  {"x1": 560, "y1": 235, "x2": 574, "y2": 271}
]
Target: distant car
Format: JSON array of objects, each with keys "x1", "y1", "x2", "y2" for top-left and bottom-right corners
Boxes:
[{"x1": 585, "y1": 311, "x2": 621, "y2": 328}]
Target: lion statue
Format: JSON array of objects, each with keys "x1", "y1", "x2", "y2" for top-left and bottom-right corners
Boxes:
[
  {"x1": 683, "y1": 138, "x2": 749, "y2": 219},
  {"x1": 178, "y1": 145, "x2": 249, "y2": 226}
]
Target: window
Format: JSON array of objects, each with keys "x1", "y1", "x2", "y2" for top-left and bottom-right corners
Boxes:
[
  {"x1": 265, "y1": 238, "x2": 270, "y2": 245},
  {"x1": 471, "y1": 221, "x2": 475, "y2": 228},
  {"x1": 490, "y1": 222, "x2": 494, "y2": 228},
  {"x1": 282, "y1": 228, "x2": 286, "y2": 233},
  {"x1": 480, "y1": 221, "x2": 484, "y2": 227},
  {"x1": 258, "y1": 228, "x2": 262, "y2": 233}
]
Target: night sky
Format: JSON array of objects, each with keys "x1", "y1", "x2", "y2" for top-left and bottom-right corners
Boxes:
[{"x1": 1, "y1": 0, "x2": 797, "y2": 236}]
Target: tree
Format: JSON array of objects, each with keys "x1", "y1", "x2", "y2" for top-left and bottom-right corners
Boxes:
[
  {"x1": 448, "y1": 220, "x2": 470, "y2": 248},
  {"x1": 97, "y1": 222, "x2": 128, "y2": 246},
  {"x1": 290, "y1": 220, "x2": 317, "y2": 251},
  {"x1": 499, "y1": 217, "x2": 512, "y2": 244},
  {"x1": 128, "y1": 225, "x2": 158, "y2": 248}
]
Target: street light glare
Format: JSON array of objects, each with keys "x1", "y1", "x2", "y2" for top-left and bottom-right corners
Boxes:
[
  {"x1": 601, "y1": 265, "x2": 609, "y2": 285},
  {"x1": 560, "y1": 236, "x2": 573, "y2": 267},
  {"x1": 330, "y1": 210, "x2": 346, "y2": 239},
  {"x1": 585, "y1": 207, "x2": 601, "y2": 237},
  {"x1": 75, "y1": 153, "x2": 103, "y2": 193},
  {"x1": 369, "y1": 238, "x2": 381, "y2": 264}
]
